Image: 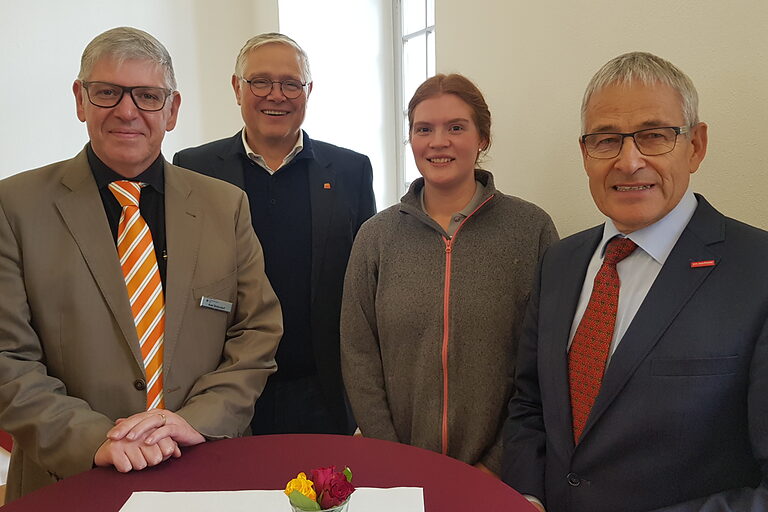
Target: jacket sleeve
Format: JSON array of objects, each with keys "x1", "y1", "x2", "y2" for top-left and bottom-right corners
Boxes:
[
  {"x1": 0, "y1": 198, "x2": 113, "y2": 480},
  {"x1": 340, "y1": 222, "x2": 399, "y2": 442},
  {"x1": 502, "y1": 257, "x2": 548, "y2": 502},
  {"x1": 354, "y1": 156, "x2": 376, "y2": 233},
  {"x1": 650, "y1": 315, "x2": 768, "y2": 512},
  {"x1": 174, "y1": 191, "x2": 283, "y2": 438}
]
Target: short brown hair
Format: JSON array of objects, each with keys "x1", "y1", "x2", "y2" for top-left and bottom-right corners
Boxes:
[{"x1": 408, "y1": 73, "x2": 491, "y2": 155}]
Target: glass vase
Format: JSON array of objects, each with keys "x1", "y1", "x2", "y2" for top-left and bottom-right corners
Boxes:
[{"x1": 290, "y1": 497, "x2": 351, "y2": 512}]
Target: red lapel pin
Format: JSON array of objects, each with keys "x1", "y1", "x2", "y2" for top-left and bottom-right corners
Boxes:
[
  {"x1": 690, "y1": 260, "x2": 716, "y2": 268},
  {"x1": 323, "y1": 182, "x2": 332, "y2": 190}
]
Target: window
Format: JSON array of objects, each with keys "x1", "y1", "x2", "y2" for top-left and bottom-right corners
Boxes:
[
  {"x1": 280, "y1": 0, "x2": 398, "y2": 209},
  {"x1": 395, "y1": 0, "x2": 435, "y2": 193}
]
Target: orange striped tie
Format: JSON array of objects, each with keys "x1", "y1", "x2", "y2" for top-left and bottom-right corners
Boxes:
[{"x1": 109, "y1": 181, "x2": 165, "y2": 410}]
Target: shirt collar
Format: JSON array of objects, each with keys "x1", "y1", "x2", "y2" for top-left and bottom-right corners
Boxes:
[
  {"x1": 241, "y1": 128, "x2": 304, "y2": 173},
  {"x1": 87, "y1": 143, "x2": 164, "y2": 193},
  {"x1": 419, "y1": 179, "x2": 486, "y2": 217},
  {"x1": 599, "y1": 190, "x2": 698, "y2": 264}
]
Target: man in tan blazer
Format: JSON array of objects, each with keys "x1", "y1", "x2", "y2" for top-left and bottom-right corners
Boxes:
[{"x1": 0, "y1": 27, "x2": 282, "y2": 503}]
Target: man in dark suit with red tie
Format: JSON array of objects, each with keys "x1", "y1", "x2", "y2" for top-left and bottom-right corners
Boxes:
[{"x1": 502, "y1": 52, "x2": 768, "y2": 512}]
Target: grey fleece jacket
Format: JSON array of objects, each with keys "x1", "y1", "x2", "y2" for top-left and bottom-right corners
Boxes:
[{"x1": 341, "y1": 170, "x2": 558, "y2": 473}]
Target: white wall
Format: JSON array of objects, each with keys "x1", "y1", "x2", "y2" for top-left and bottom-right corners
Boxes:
[
  {"x1": 437, "y1": 1, "x2": 768, "y2": 236},
  {"x1": 0, "y1": 0, "x2": 279, "y2": 178}
]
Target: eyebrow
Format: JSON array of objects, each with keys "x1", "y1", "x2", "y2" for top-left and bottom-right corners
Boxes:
[
  {"x1": 588, "y1": 119, "x2": 678, "y2": 133},
  {"x1": 413, "y1": 118, "x2": 471, "y2": 126}
]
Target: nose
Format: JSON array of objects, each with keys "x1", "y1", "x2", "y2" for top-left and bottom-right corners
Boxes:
[
  {"x1": 429, "y1": 128, "x2": 449, "y2": 148},
  {"x1": 113, "y1": 90, "x2": 139, "y2": 119},
  {"x1": 613, "y1": 134, "x2": 645, "y2": 173},
  {"x1": 266, "y1": 81, "x2": 286, "y2": 101}
]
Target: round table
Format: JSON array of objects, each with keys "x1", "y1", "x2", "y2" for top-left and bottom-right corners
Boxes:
[{"x1": 3, "y1": 434, "x2": 534, "y2": 511}]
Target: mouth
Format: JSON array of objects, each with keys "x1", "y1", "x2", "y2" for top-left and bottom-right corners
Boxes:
[
  {"x1": 427, "y1": 157, "x2": 455, "y2": 164},
  {"x1": 109, "y1": 130, "x2": 143, "y2": 138},
  {"x1": 614, "y1": 184, "x2": 653, "y2": 192},
  {"x1": 261, "y1": 110, "x2": 289, "y2": 116}
]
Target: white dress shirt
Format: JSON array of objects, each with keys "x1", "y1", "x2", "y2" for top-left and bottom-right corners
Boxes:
[{"x1": 241, "y1": 128, "x2": 304, "y2": 174}]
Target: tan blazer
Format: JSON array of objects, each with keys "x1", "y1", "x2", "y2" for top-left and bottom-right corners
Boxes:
[{"x1": 0, "y1": 149, "x2": 283, "y2": 502}]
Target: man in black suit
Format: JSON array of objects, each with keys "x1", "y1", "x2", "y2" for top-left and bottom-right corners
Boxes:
[
  {"x1": 174, "y1": 33, "x2": 375, "y2": 435},
  {"x1": 502, "y1": 52, "x2": 768, "y2": 512}
]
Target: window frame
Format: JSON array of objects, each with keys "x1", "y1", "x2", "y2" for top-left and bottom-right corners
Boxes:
[{"x1": 393, "y1": 0, "x2": 435, "y2": 195}]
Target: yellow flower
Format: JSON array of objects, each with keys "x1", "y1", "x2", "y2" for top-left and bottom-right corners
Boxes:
[{"x1": 285, "y1": 472, "x2": 317, "y2": 501}]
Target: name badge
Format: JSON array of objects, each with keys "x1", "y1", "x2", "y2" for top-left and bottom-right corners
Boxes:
[{"x1": 200, "y1": 296, "x2": 233, "y2": 313}]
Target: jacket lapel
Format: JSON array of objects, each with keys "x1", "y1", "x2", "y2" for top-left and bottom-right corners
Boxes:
[
  {"x1": 162, "y1": 163, "x2": 200, "y2": 372},
  {"x1": 54, "y1": 151, "x2": 143, "y2": 367},
  {"x1": 541, "y1": 227, "x2": 602, "y2": 452},
  {"x1": 582, "y1": 197, "x2": 724, "y2": 440},
  {"x1": 215, "y1": 132, "x2": 249, "y2": 189},
  {"x1": 308, "y1": 154, "x2": 336, "y2": 303}
]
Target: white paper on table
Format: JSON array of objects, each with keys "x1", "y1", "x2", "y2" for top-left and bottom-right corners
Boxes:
[{"x1": 119, "y1": 487, "x2": 424, "y2": 512}]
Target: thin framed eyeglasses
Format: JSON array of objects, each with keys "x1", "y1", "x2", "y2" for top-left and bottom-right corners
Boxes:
[
  {"x1": 581, "y1": 126, "x2": 690, "y2": 159},
  {"x1": 239, "y1": 77, "x2": 307, "y2": 99},
  {"x1": 81, "y1": 81, "x2": 173, "y2": 112}
]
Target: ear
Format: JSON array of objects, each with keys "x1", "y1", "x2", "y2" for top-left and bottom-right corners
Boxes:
[
  {"x1": 165, "y1": 91, "x2": 182, "y2": 131},
  {"x1": 73, "y1": 80, "x2": 86, "y2": 122},
  {"x1": 687, "y1": 122, "x2": 708, "y2": 174},
  {"x1": 306, "y1": 81, "x2": 313, "y2": 98},
  {"x1": 579, "y1": 137, "x2": 589, "y2": 172},
  {"x1": 232, "y1": 74, "x2": 243, "y2": 105}
]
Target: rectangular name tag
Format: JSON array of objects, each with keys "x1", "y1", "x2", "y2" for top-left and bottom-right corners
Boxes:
[{"x1": 200, "y1": 296, "x2": 233, "y2": 313}]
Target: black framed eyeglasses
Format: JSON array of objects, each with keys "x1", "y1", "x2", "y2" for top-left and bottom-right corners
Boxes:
[
  {"x1": 239, "y1": 76, "x2": 307, "y2": 99},
  {"x1": 581, "y1": 126, "x2": 690, "y2": 159},
  {"x1": 80, "y1": 81, "x2": 173, "y2": 112}
]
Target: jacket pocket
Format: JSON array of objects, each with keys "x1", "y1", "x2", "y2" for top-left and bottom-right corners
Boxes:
[
  {"x1": 193, "y1": 270, "x2": 237, "y2": 305},
  {"x1": 651, "y1": 355, "x2": 739, "y2": 376}
]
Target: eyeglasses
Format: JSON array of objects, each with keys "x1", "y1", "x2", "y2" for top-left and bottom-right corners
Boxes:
[
  {"x1": 80, "y1": 81, "x2": 173, "y2": 112},
  {"x1": 581, "y1": 126, "x2": 690, "y2": 159},
  {"x1": 239, "y1": 77, "x2": 307, "y2": 99}
]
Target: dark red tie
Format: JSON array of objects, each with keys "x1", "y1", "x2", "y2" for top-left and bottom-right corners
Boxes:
[{"x1": 568, "y1": 236, "x2": 637, "y2": 442}]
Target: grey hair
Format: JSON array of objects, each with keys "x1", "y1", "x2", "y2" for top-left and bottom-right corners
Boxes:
[
  {"x1": 581, "y1": 51, "x2": 699, "y2": 131},
  {"x1": 234, "y1": 32, "x2": 312, "y2": 83},
  {"x1": 77, "y1": 27, "x2": 177, "y2": 90}
]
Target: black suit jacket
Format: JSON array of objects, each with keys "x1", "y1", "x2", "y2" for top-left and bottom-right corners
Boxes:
[
  {"x1": 174, "y1": 131, "x2": 376, "y2": 432},
  {"x1": 502, "y1": 195, "x2": 768, "y2": 512}
]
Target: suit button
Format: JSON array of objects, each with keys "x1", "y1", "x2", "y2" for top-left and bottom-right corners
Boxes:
[
  {"x1": 566, "y1": 472, "x2": 581, "y2": 487},
  {"x1": 134, "y1": 379, "x2": 146, "y2": 390}
]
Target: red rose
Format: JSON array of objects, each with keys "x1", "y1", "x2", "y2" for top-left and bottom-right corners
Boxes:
[
  {"x1": 317, "y1": 472, "x2": 354, "y2": 509},
  {"x1": 309, "y1": 466, "x2": 336, "y2": 495}
]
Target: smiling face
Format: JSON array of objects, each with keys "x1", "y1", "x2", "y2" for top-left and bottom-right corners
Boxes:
[
  {"x1": 410, "y1": 93, "x2": 486, "y2": 192},
  {"x1": 73, "y1": 57, "x2": 180, "y2": 178},
  {"x1": 233, "y1": 42, "x2": 311, "y2": 154},
  {"x1": 580, "y1": 81, "x2": 708, "y2": 233}
]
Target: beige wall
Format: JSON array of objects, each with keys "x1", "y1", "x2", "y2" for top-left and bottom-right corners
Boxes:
[{"x1": 437, "y1": 1, "x2": 768, "y2": 236}]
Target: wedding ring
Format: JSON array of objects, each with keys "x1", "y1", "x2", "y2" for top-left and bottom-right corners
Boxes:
[{"x1": 157, "y1": 412, "x2": 166, "y2": 426}]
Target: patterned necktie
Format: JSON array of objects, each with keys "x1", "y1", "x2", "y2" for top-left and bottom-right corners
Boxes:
[
  {"x1": 109, "y1": 181, "x2": 165, "y2": 410},
  {"x1": 568, "y1": 236, "x2": 637, "y2": 442}
]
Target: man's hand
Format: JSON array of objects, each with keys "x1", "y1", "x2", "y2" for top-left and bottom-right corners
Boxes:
[
  {"x1": 94, "y1": 436, "x2": 180, "y2": 472},
  {"x1": 108, "y1": 409, "x2": 205, "y2": 447},
  {"x1": 525, "y1": 497, "x2": 546, "y2": 512}
]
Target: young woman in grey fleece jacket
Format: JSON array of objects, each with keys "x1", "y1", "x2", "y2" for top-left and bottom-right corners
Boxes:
[{"x1": 340, "y1": 74, "x2": 558, "y2": 476}]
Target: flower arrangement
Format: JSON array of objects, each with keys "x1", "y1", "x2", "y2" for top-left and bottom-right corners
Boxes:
[{"x1": 285, "y1": 466, "x2": 355, "y2": 511}]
